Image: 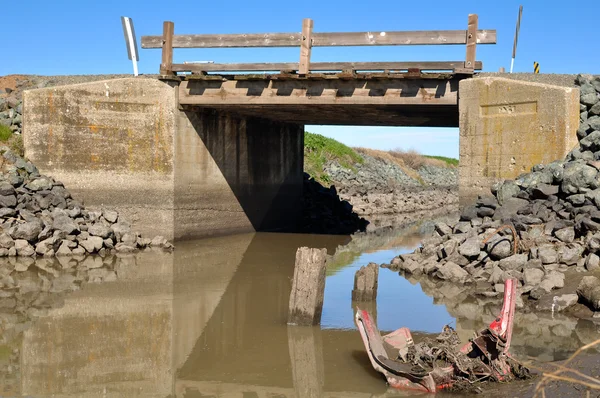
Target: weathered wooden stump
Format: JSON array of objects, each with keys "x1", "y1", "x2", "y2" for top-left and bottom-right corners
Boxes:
[
  {"x1": 352, "y1": 262, "x2": 379, "y2": 301},
  {"x1": 288, "y1": 247, "x2": 327, "y2": 326}
]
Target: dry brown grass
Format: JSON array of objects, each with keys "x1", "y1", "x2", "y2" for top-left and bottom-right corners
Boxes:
[
  {"x1": 390, "y1": 148, "x2": 449, "y2": 169},
  {"x1": 355, "y1": 147, "x2": 423, "y2": 182},
  {"x1": 521, "y1": 338, "x2": 600, "y2": 397},
  {"x1": 355, "y1": 147, "x2": 450, "y2": 170}
]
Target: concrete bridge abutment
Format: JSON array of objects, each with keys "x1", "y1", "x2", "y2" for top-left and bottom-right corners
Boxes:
[
  {"x1": 23, "y1": 78, "x2": 304, "y2": 240},
  {"x1": 459, "y1": 76, "x2": 580, "y2": 203}
]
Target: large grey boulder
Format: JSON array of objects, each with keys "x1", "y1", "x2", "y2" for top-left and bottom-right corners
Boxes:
[
  {"x1": 88, "y1": 224, "x2": 111, "y2": 239},
  {"x1": 496, "y1": 180, "x2": 520, "y2": 205},
  {"x1": 436, "y1": 261, "x2": 469, "y2": 284},
  {"x1": 14, "y1": 239, "x2": 34, "y2": 257},
  {"x1": 0, "y1": 181, "x2": 15, "y2": 196},
  {"x1": 487, "y1": 239, "x2": 513, "y2": 260},
  {"x1": 80, "y1": 236, "x2": 104, "y2": 253},
  {"x1": 577, "y1": 276, "x2": 600, "y2": 311},
  {"x1": 554, "y1": 227, "x2": 575, "y2": 243},
  {"x1": 493, "y1": 198, "x2": 529, "y2": 221},
  {"x1": 523, "y1": 268, "x2": 545, "y2": 286},
  {"x1": 458, "y1": 237, "x2": 481, "y2": 258},
  {"x1": 53, "y1": 215, "x2": 79, "y2": 235},
  {"x1": 561, "y1": 161, "x2": 598, "y2": 194},
  {"x1": 102, "y1": 209, "x2": 118, "y2": 223},
  {"x1": 0, "y1": 195, "x2": 17, "y2": 207},
  {"x1": 11, "y1": 220, "x2": 43, "y2": 242},
  {"x1": 498, "y1": 254, "x2": 528, "y2": 271},
  {"x1": 25, "y1": 177, "x2": 54, "y2": 191}
]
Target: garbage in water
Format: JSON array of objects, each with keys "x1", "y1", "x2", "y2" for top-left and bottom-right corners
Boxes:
[{"x1": 355, "y1": 278, "x2": 531, "y2": 393}]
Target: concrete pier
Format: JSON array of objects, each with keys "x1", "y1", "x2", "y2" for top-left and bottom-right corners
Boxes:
[
  {"x1": 459, "y1": 76, "x2": 580, "y2": 202},
  {"x1": 23, "y1": 78, "x2": 303, "y2": 240}
]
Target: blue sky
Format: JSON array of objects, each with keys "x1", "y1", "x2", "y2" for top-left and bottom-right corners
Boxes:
[{"x1": 3, "y1": 1, "x2": 598, "y2": 158}]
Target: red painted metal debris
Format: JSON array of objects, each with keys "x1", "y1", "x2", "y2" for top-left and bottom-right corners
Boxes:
[{"x1": 355, "y1": 278, "x2": 520, "y2": 393}]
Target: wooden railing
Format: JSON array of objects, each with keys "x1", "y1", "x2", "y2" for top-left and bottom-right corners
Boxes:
[{"x1": 141, "y1": 15, "x2": 496, "y2": 76}]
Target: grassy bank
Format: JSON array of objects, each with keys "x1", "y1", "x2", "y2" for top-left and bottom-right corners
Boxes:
[
  {"x1": 304, "y1": 132, "x2": 363, "y2": 184},
  {"x1": 304, "y1": 131, "x2": 458, "y2": 184},
  {"x1": 0, "y1": 125, "x2": 23, "y2": 156}
]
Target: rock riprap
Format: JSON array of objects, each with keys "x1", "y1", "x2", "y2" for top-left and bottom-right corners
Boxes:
[
  {"x1": 325, "y1": 153, "x2": 458, "y2": 216},
  {"x1": 384, "y1": 74, "x2": 600, "y2": 311},
  {"x1": 0, "y1": 146, "x2": 172, "y2": 257},
  {"x1": 0, "y1": 83, "x2": 23, "y2": 135}
]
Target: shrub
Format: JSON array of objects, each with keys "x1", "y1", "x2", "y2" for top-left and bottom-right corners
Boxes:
[{"x1": 389, "y1": 149, "x2": 427, "y2": 169}]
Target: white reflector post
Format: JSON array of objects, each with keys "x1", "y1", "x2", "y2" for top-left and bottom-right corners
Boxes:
[{"x1": 121, "y1": 16, "x2": 139, "y2": 76}]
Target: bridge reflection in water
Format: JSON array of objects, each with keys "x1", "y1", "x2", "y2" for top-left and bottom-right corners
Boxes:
[
  {"x1": 17, "y1": 227, "x2": 597, "y2": 397},
  {"x1": 20, "y1": 232, "x2": 387, "y2": 397}
]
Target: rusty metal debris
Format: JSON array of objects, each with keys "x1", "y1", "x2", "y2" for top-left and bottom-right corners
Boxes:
[{"x1": 355, "y1": 278, "x2": 530, "y2": 393}]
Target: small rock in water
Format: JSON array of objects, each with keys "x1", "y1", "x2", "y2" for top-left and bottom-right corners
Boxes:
[{"x1": 552, "y1": 294, "x2": 579, "y2": 312}]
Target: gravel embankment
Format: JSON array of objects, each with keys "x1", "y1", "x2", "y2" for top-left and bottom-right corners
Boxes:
[
  {"x1": 325, "y1": 153, "x2": 458, "y2": 216},
  {"x1": 385, "y1": 74, "x2": 600, "y2": 314},
  {"x1": 0, "y1": 147, "x2": 173, "y2": 257}
]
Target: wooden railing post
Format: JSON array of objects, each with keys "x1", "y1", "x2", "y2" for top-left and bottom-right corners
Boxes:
[
  {"x1": 160, "y1": 21, "x2": 175, "y2": 76},
  {"x1": 464, "y1": 14, "x2": 478, "y2": 73},
  {"x1": 299, "y1": 18, "x2": 313, "y2": 75}
]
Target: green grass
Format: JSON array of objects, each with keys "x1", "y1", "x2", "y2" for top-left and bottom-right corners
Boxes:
[
  {"x1": 0, "y1": 125, "x2": 12, "y2": 142},
  {"x1": 304, "y1": 131, "x2": 363, "y2": 184},
  {"x1": 423, "y1": 155, "x2": 459, "y2": 167}
]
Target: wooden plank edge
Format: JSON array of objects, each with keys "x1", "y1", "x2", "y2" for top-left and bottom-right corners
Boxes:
[{"x1": 141, "y1": 29, "x2": 497, "y2": 48}]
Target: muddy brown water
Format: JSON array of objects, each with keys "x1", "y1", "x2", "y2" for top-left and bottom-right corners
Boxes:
[{"x1": 1, "y1": 219, "x2": 599, "y2": 397}]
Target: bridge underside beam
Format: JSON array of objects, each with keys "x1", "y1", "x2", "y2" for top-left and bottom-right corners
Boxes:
[
  {"x1": 178, "y1": 75, "x2": 460, "y2": 106},
  {"x1": 182, "y1": 104, "x2": 458, "y2": 127},
  {"x1": 178, "y1": 75, "x2": 461, "y2": 127}
]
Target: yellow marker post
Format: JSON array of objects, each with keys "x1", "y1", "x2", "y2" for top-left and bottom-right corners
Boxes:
[{"x1": 534, "y1": 62, "x2": 540, "y2": 74}]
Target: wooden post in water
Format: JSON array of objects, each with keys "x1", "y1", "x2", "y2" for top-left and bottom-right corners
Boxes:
[
  {"x1": 352, "y1": 262, "x2": 379, "y2": 301},
  {"x1": 288, "y1": 247, "x2": 327, "y2": 326}
]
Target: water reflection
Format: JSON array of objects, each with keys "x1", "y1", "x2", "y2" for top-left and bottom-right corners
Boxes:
[{"x1": 0, "y1": 216, "x2": 598, "y2": 397}]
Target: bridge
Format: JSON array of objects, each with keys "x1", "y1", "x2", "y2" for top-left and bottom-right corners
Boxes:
[
  {"x1": 22, "y1": 16, "x2": 580, "y2": 240},
  {"x1": 140, "y1": 16, "x2": 494, "y2": 127}
]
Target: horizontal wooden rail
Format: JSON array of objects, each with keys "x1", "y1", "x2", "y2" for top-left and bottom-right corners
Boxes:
[
  {"x1": 142, "y1": 29, "x2": 496, "y2": 49},
  {"x1": 172, "y1": 61, "x2": 483, "y2": 73},
  {"x1": 146, "y1": 15, "x2": 493, "y2": 77}
]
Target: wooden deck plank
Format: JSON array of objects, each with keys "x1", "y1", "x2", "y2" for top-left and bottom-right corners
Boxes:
[{"x1": 142, "y1": 29, "x2": 496, "y2": 48}]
